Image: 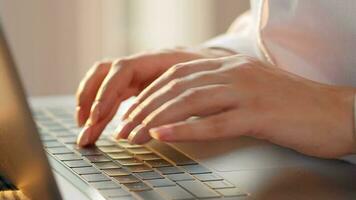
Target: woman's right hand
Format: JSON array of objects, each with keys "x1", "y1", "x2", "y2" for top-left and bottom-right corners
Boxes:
[{"x1": 75, "y1": 47, "x2": 235, "y2": 146}]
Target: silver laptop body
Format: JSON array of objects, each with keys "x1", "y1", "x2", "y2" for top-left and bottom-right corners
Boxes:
[{"x1": 1, "y1": 19, "x2": 356, "y2": 200}]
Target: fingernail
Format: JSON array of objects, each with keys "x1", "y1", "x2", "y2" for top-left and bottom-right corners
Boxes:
[
  {"x1": 128, "y1": 124, "x2": 151, "y2": 144},
  {"x1": 113, "y1": 120, "x2": 133, "y2": 139},
  {"x1": 89, "y1": 101, "x2": 101, "y2": 125},
  {"x1": 77, "y1": 126, "x2": 91, "y2": 146},
  {"x1": 76, "y1": 106, "x2": 85, "y2": 127},
  {"x1": 149, "y1": 126, "x2": 173, "y2": 141}
]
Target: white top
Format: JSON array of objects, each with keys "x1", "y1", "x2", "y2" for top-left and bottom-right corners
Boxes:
[
  {"x1": 205, "y1": 0, "x2": 356, "y2": 163},
  {"x1": 205, "y1": 0, "x2": 356, "y2": 87}
]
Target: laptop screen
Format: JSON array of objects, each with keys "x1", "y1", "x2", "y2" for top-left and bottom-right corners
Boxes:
[{"x1": 0, "y1": 20, "x2": 61, "y2": 199}]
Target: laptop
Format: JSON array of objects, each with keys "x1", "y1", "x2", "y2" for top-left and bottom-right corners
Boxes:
[{"x1": 1, "y1": 21, "x2": 356, "y2": 200}]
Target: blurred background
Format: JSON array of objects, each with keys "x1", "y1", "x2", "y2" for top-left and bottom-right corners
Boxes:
[{"x1": 0, "y1": 0, "x2": 249, "y2": 96}]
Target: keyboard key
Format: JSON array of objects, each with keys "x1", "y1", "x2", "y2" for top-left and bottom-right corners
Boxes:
[
  {"x1": 149, "y1": 142, "x2": 196, "y2": 165},
  {"x1": 75, "y1": 146, "x2": 102, "y2": 155},
  {"x1": 99, "y1": 188, "x2": 130, "y2": 197},
  {"x1": 96, "y1": 140, "x2": 115, "y2": 147},
  {"x1": 134, "y1": 171, "x2": 163, "y2": 180},
  {"x1": 135, "y1": 153, "x2": 160, "y2": 161},
  {"x1": 117, "y1": 140, "x2": 142, "y2": 149},
  {"x1": 177, "y1": 180, "x2": 220, "y2": 199},
  {"x1": 107, "y1": 197, "x2": 135, "y2": 200},
  {"x1": 134, "y1": 190, "x2": 166, "y2": 200},
  {"x1": 55, "y1": 153, "x2": 82, "y2": 161},
  {"x1": 145, "y1": 178, "x2": 176, "y2": 187},
  {"x1": 156, "y1": 186, "x2": 194, "y2": 200},
  {"x1": 156, "y1": 166, "x2": 183, "y2": 175},
  {"x1": 126, "y1": 164, "x2": 152, "y2": 173},
  {"x1": 116, "y1": 158, "x2": 143, "y2": 166},
  {"x1": 47, "y1": 147, "x2": 72, "y2": 154},
  {"x1": 180, "y1": 164, "x2": 211, "y2": 174},
  {"x1": 107, "y1": 152, "x2": 133, "y2": 160},
  {"x1": 90, "y1": 181, "x2": 121, "y2": 189},
  {"x1": 50, "y1": 130, "x2": 74, "y2": 137},
  {"x1": 99, "y1": 146, "x2": 124, "y2": 153},
  {"x1": 72, "y1": 167, "x2": 100, "y2": 175},
  {"x1": 113, "y1": 175, "x2": 140, "y2": 184},
  {"x1": 47, "y1": 125, "x2": 68, "y2": 132},
  {"x1": 216, "y1": 188, "x2": 246, "y2": 197},
  {"x1": 103, "y1": 168, "x2": 130, "y2": 176},
  {"x1": 127, "y1": 147, "x2": 152, "y2": 155},
  {"x1": 93, "y1": 162, "x2": 121, "y2": 169},
  {"x1": 166, "y1": 173, "x2": 194, "y2": 182},
  {"x1": 85, "y1": 155, "x2": 111, "y2": 163},
  {"x1": 122, "y1": 182, "x2": 151, "y2": 191},
  {"x1": 58, "y1": 136, "x2": 77, "y2": 144},
  {"x1": 145, "y1": 160, "x2": 172, "y2": 168},
  {"x1": 40, "y1": 135, "x2": 56, "y2": 141},
  {"x1": 194, "y1": 173, "x2": 223, "y2": 182},
  {"x1": 64, "y1": 160, "x2": 91, "y2": 168},
  {"x1": 82, "y1": 174, "x2": 110, "y2": 182},
  {"x1": 205, "y1": 180, "x2": 235, "y2": 189},
  {"x1": 43, "y1": 141, "x2": 63, "y2": 147}
]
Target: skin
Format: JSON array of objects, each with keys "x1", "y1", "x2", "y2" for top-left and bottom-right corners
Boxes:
[
  {"x1": 76, "y1": 51, "x2": 356, "y2": 159},
  {"x1": 75, "y1": 47, "x2": 234, "y2": 147}
]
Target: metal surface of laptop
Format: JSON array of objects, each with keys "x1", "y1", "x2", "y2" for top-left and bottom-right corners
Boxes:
[
  {"x1": 1, "y1": 14, "x2": 356, "y2": 200},
  {"x1": 0, "y1": 21, "x2": 61, "y2": 199}
]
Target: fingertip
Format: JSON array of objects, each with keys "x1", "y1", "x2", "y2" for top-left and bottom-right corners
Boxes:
[
  {"x1": 149, "y1": 126, "x2": 173, "y2": 141},
  {"x1": 77, "y1": 126, "x2": 92, "y2": 147},
  {"x1": 113, "y1": 120, "x2": 134, "y2": 140},
  {"x1": 128, "y1": 124, "x2": 152, "y2": 144}
]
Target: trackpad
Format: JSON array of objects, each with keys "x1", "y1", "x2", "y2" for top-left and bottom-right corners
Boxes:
[{"x1": 172, "y1": 137, "x2": 318, "y2": 172}]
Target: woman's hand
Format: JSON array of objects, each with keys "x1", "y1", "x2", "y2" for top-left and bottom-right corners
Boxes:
[
  {"x1": 76, "y1": 47, "x2": 235, "y2": 146},
  {"x1": 118, "y1": 55, "x2": 356, "y2": 158}
]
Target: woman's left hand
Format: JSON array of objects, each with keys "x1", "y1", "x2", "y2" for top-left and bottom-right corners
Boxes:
[{"x1": 115, "y1": 55, "x2": 356, "y2": 158}]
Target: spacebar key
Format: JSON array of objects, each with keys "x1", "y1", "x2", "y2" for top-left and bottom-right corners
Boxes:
[
  {"x1": 177, "y1": 180, "x2": 220, "y2": 199},
  {"x1": 156, "y1": 186, "x2": 194, "y2": 200},
  {"x1": 134, "y1": 190, "x2": 166, "y2": 200},
  {"x1": 148, "y1": 141, "x2": 196, "y2": 165}
]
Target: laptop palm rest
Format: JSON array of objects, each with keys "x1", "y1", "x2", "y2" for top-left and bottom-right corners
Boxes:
[{"x1": 171, "y1": 137, "x2": 332, "y2": 172}]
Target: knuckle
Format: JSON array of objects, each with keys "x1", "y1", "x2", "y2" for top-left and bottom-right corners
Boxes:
[
  {"x1": 169, "y1": 63, "x2": 188, "y2": 77},
  {"x1": 91, "y1": 61, "x2": 110, "y2": 74},
  {"x1": 112, "y1": 58, "x2": 131, "y2": 71}
]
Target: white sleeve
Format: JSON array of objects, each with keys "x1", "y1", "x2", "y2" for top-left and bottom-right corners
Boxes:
[{"x1": 202, "y1": 10, "x2": 259, "y2": 58}]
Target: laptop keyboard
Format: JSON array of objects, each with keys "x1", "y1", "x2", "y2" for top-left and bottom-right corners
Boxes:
[
  {"x1": 33, "y1": 107, "x2": 250, "y2": 200},
  {"x1": 0, "y1": 176, "x2": 29, "y2": 200}
]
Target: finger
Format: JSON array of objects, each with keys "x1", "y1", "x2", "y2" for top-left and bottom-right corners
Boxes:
[
  {"x1": 122, "y1": 58, "x2": 222, "y2": 120},
  {"x1": 116, "y1": 70, "x2": 226, "y2": 139},
  {"x1": 77, "y1": 94, "x2": 130, "y2": 146},
  {"x1": 149, "y1": 109, "x2": 256, "y2": 142},
  {"x1": 87, "y1": 59, "x2": 135, "y2": 126},
  {"x1": 128, "y1": 84, "x2": 237, "y2": 144},
  {"x1": 76, "y1": 61, "x2": 111, "y2": 126}
]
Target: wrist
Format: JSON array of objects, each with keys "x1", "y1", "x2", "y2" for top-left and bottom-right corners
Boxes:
[
  {"x1": 195, "y1": 46, "x2": 238, "y2": 58},
  {"x1": 337, "y1": 87, "x2": 356, "y2": 155}
]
